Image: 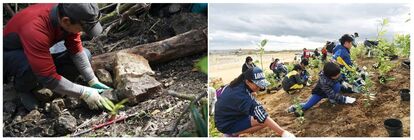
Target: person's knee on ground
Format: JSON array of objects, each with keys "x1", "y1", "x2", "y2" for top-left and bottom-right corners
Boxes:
[{"x1": 6, "y1": 51, "x2": 40, "y2": 111}]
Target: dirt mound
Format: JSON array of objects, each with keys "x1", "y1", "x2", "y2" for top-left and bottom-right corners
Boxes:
[{"x1": 247, "y1": 57, "x2": 410, "y2": 137}]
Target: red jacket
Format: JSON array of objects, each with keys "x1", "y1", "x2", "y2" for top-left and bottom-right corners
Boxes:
[
  {"x1": 303, "y1": 50, "x2": 311, "y2": 59},
  {"x1": 322, "y1": 47, "x2": 327, "y2": 55},
  {"x1": 4, "y1": 4, "x2": 83, "y2": 81}
]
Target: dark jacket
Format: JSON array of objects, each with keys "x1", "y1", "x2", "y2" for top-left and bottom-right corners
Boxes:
[
  {"x1": 312, "y1": 72, "x2": 347, "y2": 104},
  {"x1": 282, "y1": 70, "x2": 305, "y2": 91},
  {"x1": 242, "y1": 63, "x2": 256, "y2": 73},
  {"x1": 214, "y1": 82, "x2": 268, "y2": 133}
]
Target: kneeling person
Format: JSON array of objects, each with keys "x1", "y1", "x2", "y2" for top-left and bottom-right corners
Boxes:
[
  {"x1": 214, "y1": 67, "x2": 295, "y2": 137},
  {"x1": 287, "y1": 62, "x2": 356, "y2": 114},
  {"x1": 282, "y1": 64, "x2": 306, "y2": 93}
]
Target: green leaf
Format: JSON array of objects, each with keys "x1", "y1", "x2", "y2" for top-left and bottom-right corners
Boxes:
[
  {"x1": 102, "y1": 98, "x2": 114, "y2": 112},
  {"x1": 118, "y1": 98, "x2": 129, "y2": 105},
  {"x1": 190, "y1": 104, "x2": 207, "y2": 137},
  {"x1": 202, "y1": 103, "x2": 208, "y2": 122},
  {"x1": 260, "y1": 39, "x2": 268, "y2": 47},
  {"x1": 195, "y1": 56, "x2": 208, "y2": 74},
  {"x1": 382, "y1": 18, "x2": 389, "y2": 26},
  {"x1": 105, "y1": 98, "x2": 116, "y2": 109}
]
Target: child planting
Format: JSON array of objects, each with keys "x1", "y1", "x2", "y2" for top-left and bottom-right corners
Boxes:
[
  {"x1": 287, "y1": 62, "x2": 356, "y2": 114},
  {"x1": 214, "y1": 67, "x2": 295, "y2": 137},
  {"x1": 282, "y1": 64, "x2": 306, "y2": 93}
]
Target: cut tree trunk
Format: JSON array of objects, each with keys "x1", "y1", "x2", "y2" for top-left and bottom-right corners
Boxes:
[{"x1": 91, "y1": 28, "x2": 207, "y2": 70}]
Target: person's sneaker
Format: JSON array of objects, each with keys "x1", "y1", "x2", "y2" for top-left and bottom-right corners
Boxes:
[
  {"x1": 287, "y1": 105, "x2": 296, "y2": 113},
  {"x1": 223, "y1": 133, "x2": 239, "y2": 137},
  {"x1": 17, "y1": 91, "x2": 39, "y2": 111}
]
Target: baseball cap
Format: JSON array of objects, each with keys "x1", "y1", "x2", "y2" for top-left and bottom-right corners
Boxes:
[
  {"x1": 246, "y1": 67, "x2": 270, "y2": 89},
  {"x1": 339, "y1": 34, "x2": 356, "y2": 47},
  {"x1": 60, "y1": 3, "x2": 102, "y2": 37}
]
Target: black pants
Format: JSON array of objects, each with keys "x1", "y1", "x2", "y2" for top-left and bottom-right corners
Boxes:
[{"x1": 3, "y1": 48, "x2": 91, "y2": 93}]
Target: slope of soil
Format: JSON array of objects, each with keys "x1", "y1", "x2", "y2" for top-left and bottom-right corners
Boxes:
[{"x1": 246, "y1": 57, "x2": 410, "y2": 137}]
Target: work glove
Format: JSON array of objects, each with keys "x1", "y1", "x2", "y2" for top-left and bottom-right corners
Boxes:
[
  {"x1": 342, "y1": 82, "x2": 353, "y2": 89},
  {"x1": 88, "y1": 78, "x2": 111, "y2": 89},
  {"x1": 281, "y1": 131, "x2": 295, "y2": 137},
  {"x1": 80, "y1": 87, "x2": 106, "y2": 110},
  {"x1": 345, "y1": 96, "x2": 356, "y2": 104}
]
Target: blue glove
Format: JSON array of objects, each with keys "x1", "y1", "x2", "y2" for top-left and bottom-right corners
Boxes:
[{"x1": 88, "y1": 78, "x2": 112, "y2": 89}]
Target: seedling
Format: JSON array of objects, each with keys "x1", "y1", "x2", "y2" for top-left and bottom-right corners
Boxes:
[
  {"x1": 195, "y1": 56, "x2": 208, "y2": 74},
  {"x1": 189, "y1": 103, "x2": 207, "y2": 137},
  {"x1": 377, "y1": 56, "x2": 395, "y2": 85},
  {"x1": 209, "y1": 77, "x2": 224, "y2": 90},
  {"x1": 350, "y1": 43, "x2": 366, "y2": 60},
  {"x1": 360, "y1": 75, "x2": 376, "y2": 107},
  {"x1": 310, "y1": 58, "x2": 321, "y2": 69},
  {"x1": 265, "y1": 72, "x2": 282, "y2": 93},
  {"x1": 256, "y1": 39, "x2": 268, "y2": 70},
  {"x1": 341, "y1": 66, "x2": 359, "y2": 85},
  {"x1": 293, "y1": 97, "x2": 305, "y2": 124},
  {"x1": 102, "y1": 98, "x2": 129, "y2": 121},
  {"x1": 376, "y1": 18, "x2": 389, "y2": 41},
  {"x1": 394, "y1": 34, "x2": 410, "y2": 57}
]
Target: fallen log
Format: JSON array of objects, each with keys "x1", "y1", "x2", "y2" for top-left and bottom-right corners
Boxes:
[
  {"x1": 91, "y1": 28, "x2": 207, "y2": 70},
  {"x1": 100, "y1": 3, "x2": 135, "y2": 25}
]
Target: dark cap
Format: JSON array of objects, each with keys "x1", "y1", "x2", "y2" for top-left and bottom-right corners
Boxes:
[
  {"x1": 60, "y1": 3, "x2": 102, "y2": 37},
  {"x1": 339, "y1": 34, "x2": 356, "y2": 47},
  {"x1": 293, "y1": 64, "x2": 303, "y2": 71},
  {"x1": 245, "y1": 67, "x2": 270, "y2": 89}
]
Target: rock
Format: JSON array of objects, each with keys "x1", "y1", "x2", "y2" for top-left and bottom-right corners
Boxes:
[
  {"x1": 33, "y1": 88, "x2": 54, "y2": 102},
  {"x1": 4, "y1": 101, "x2": 17, "y2": 114},
  {"x1": 113, "y1": 52, "x2": 155, "y2": 86},
  {"x1": 45, "y1": 103, "x2": 51, "y2": 113},
  {"x1": 3, "y1": 112, "x2": 13, "y2": 121},
  {"x1": 101, "y1": 89, "x2": 119, "y2": 102},
  {"x1": 51, "y1": 98, "x2": 65, "y2": 117},
  {"x1": 117, "y1": 75, "x2": 162, "y2": 105},
  {"x1": 54, "y1": 112, "x2": 77, "y2": 135},
  {"x1": 3, "y1": 83, "x2": 18, "y2": 102},
  {"x1": 22, "y1": 110, "x2": 42, "y2": 121},
  {"x1": 64, "y1": 97, "x2": 82, "y2": 109},
  {"x1": 113, "y1": 52, "x2": 161, "y2": 105},
  {"x1": 44, "y1": 128, "x2": 55, "y2": 137},
  {"x1": 26, "y1": 126, "x2": 44, "y2": 137},
  {"x1": 170, "y1": 13, "x2": 207, "y2": 34},
  {"x1": 95, "y1": 69, "x2": 114, "y2": 87}
]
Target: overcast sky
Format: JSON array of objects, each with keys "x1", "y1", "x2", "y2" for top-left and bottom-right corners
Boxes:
[{"x1": 209, "y1": 3, "x2": 411, "y2": 51}]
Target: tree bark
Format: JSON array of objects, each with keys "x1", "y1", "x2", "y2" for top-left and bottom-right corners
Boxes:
[
  {"x1": 100, "y1": 3, "x2": 135, "y2": 25},
  {"x1": 4, "y1": 4, "x2": 15, "y2": 16},
  {"x1": 91, "y1": 28, "x2": 207, "y2": 70}
]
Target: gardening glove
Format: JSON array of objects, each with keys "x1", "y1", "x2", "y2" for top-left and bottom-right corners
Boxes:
[
  {"x1": 281, "y1": 131, "x2": 295, "y2": 137},
  {"x1": 342, "y1": 82, "x2": 353, "y2": 89},
  {"x1": 80, "y1": 87, "x2": 106, "y2": 110},
  {"x1": 345, "y1": 96, "x2": 356, "y2": 104},
  {"x1": 88, "y1": 77, "x2": 111, "y2": 89}
]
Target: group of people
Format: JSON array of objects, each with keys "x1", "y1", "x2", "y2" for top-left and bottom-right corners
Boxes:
[{"x1": 214, "y1": 34, "x2": 361, "y2": 137}]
